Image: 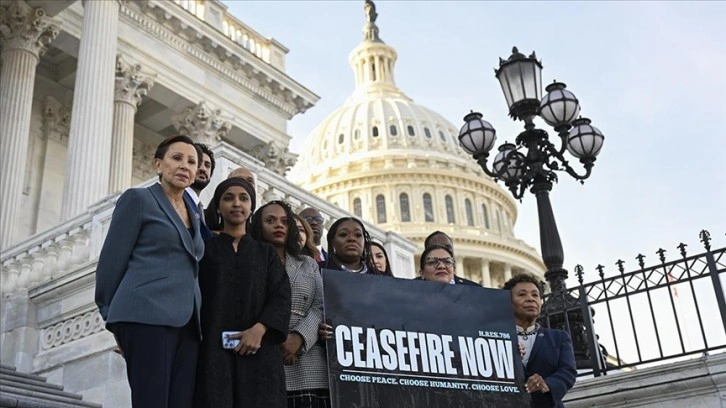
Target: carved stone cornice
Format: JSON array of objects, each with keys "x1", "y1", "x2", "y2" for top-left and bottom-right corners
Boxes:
[
  {"x1": 119, "y1": 1, "x2": 317, "y2": 118},
  {"x1": 251, "y1": 141, "x2": 297, "y2": 177},
  {"x1": 172, "y1": 101, "x2": 231, "y2": 146},
  {"x1": 0, "y1": 0, "x2": 59, "y2": 58},
  {"x1": 114, "y1": 54, "x2": 155, "y2": 107},
  {"x1": 42, "y1": 96, "x2": 71, "y2": 145}
]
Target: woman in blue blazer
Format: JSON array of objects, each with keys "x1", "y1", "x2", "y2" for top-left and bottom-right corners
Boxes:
[
  {"x1": 504, "y1": 274, "x2": 577, "y2": 408},
  {"x1": 95, "y1": 135, "x2": 205, "y2": 408}
]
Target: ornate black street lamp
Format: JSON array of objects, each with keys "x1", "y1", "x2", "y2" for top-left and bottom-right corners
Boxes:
[{"x1": 458, "y1": 47, "x2": 604, "y2": 370}]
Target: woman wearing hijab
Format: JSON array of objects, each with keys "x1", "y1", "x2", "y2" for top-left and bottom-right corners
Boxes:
[{"x1": 194, "y1": 178, "x2": 291, "y2": 408}]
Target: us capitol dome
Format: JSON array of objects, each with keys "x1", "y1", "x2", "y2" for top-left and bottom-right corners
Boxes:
[{"x1": 289, "y1": 1, "x2": 544, "y2": 286}]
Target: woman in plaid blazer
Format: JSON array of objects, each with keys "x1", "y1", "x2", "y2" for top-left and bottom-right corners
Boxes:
[{"x1": 252, "y1": 201, "x2": 330, "y2": 408}]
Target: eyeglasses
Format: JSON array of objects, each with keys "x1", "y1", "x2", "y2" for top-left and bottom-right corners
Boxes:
[
  {"x1": 303, "y1": 215, "x2": 324, "y2": 224},
  {"x1": 424, "y1": 257, "x2": 455, "y2": 268}
]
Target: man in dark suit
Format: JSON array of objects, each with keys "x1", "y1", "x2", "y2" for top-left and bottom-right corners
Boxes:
[
  {"x1": 185, "y1": 143, "x2": 214, "y2": 240},
  {"x1": 504, "y1": 274, "x2": 576, "y2": 408},
  {"x1": 299, "y1": 207, "x2": 329, "y2": 262},
  {"x1": 421, "y1": 231, "x2": 479, "y2": 285}
]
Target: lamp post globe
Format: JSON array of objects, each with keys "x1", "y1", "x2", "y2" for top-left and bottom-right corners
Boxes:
[
  {"x1": 567, "y1": 117, "x2": 605, "y2": 161},
  {"x1": 492, "y1": 143, "x2": 524, "y2": 182},
  {"x1": 458, "y1": 111, "x2": 497, "y2": 157},
  {"x1": 539, "y1": 81, "x2": 581, "y2": 131}
]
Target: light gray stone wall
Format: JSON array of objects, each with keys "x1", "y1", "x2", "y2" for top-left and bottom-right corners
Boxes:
[{"x1": 565, "y1": 353, "x2": 726, "y2": 407}]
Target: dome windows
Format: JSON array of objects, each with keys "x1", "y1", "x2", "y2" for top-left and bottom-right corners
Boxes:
[
  {"x1": 372, "y1": 126, "x2": 379, "y2": 137},
  {"x1": 354, "y1": 129, "x2": 361, "y2": 140},
  {"x1": 353, "y1": 198, "x2": 362, "y2": 217},
  {"x1": 338, "y1": 133, "x2": 345, "y2": 144},
  {"x1": 424, "y1": 127, "x2": 432, "y2": 139},
  {"x1": 439, "y1": 130, "x2": 447, "y2": 142},
  {"x1": 482, "y1": 203, "x2": 490, "y2": 229},
  {"x1": 389, "y1": 125, "x2": 398, "y2": 136},
  {"x1": 376, "y1": 195, "x2": 387, "y2": 223},
  {"x1": 399, "y1": 193, "x2": 411, "y2": 222},
  {"x1": 465, "y1": 199, "x2": 474, "y2": 227},
  {"x1": 445, "y1": 195, "x2": 455, "y2": 224},
  {"x1": 423, "y1": 193, "x2": 434, "y2": 222},
  {"x1": 407, "y1": 125, "x2": 415, "y2": 137}
]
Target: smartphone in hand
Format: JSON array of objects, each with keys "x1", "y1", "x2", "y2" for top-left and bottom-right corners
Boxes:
[{"x1": 222, "y1": 331, "x2": 241, "y2": 349}]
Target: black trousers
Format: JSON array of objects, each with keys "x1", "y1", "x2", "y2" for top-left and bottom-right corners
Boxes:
[{"x1": 111, "y1": 318, "x2": 199, "y2": 408}]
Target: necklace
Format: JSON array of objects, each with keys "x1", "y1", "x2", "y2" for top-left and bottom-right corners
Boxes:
[
  {"x1": 171, "y1": 199, "x2": 185, "y2": 212},
  {"x1": 517, "y1": 323, "x2": 540, "y2": 340}
]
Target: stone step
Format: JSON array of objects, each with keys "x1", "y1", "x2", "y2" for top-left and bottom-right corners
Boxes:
[
  {"x1": 0, "y1": 365, "x2": 101, "y2": 408},
  {"x1": 0, "y1": 393, "x2": 101, "y2": 408},
  {"x1": 0, "y1": 384, "x2": 100, "y2": 407},
  {"x1": 0, "y1": 373, "x2": 63, "y2": 392},
  {"x1": 1, "y1": 378, "x2": 65, "y2": 395},
  {"x1": 0, "y1": 366, "x2": 50, "y2": 385}
]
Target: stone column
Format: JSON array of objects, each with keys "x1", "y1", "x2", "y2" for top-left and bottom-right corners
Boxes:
[
  {"x1": 503, "y1": 263, "x2": 513, "y2": 282},
  {"x1": 61, "y1": 0, "x2": 120, "y2": 220},
  {"x1": 109, "y1": 55, "x2": 154, "y2": 193},
  {"x1": 0, "y1": 1, "x2": 59, "y2": 248},
  {"x1": 455, "y1": 257, "x2": 465, "y2": 281},
  {"x1": 480, "y1": 259, "x2": 492, "y2": 288}
]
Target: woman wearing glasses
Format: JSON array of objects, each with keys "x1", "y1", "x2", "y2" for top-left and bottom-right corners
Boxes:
[{"x1": 419, "y1": 244, "x2": 456, "y2": 284}]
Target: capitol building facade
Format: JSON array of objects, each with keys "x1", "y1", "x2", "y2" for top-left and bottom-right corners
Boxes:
[
  {"x1": 289, "y1": 4, "x2": 543, "y2": 286},
  {"x1": 0, "y1": 0, "x2": 541, "y2": 406}
]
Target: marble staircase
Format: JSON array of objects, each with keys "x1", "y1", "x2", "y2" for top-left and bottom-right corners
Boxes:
[{"x1": 0, "y1": 365, "x2": 100, "y2": 408}]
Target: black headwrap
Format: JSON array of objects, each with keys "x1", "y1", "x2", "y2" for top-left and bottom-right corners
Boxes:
[{"x1": 212, "y1": 177, "x2": 256, "y2": 228}]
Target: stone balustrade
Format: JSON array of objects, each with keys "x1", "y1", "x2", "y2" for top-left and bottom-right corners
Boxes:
[
  {"x1": 0, "y1": 141, "x2": 418, "y2": 297},
  {"x1": 172, "y1": 0, "x2": 288, "y2": 70},
  {"x1": 0, "y1": 206, "x2": 111, "y2": 295}
]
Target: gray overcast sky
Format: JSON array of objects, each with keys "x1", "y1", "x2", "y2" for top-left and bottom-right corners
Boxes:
[{"x1": 225, "y1": 1, "x2": 726, "y2": 286}]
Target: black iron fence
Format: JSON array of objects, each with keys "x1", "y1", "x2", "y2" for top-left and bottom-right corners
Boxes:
[{"x1": 538, "y1": 230, "x2": 726, "y2": 377}]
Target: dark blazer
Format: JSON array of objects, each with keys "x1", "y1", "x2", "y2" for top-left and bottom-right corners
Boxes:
[
  {"x1": 184, "y1": 189, "x2": 213, "y2": 241},
  {"x1": 95, "y1": 183, "x2": 205, "y2": 334},
  {"x1": 525, "y1": 327, "x2": 577, "y2": 408}
]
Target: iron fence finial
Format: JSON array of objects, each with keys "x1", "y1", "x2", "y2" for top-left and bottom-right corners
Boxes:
[
  {"x1": 636, "y1": 254, "x2": 646, "y2": 270},
  {"x1": 616, "y1": 259, "x2": 625, "y2": 274},
  {"x1": 699, "y1": 229, "x2": 712, "y2": 251},
  {"x1": 656, "y1": 248, "x2": 667, "y2": 264},
  {"x1": 575, "y1": 264, "x2": 584, "y2": 285},
  {"x1": 596, "y1": 264, "x2": 605, "y2": 280},
  {"x1": 677, "y1": 242, "x2": 688, "y2": 258}
]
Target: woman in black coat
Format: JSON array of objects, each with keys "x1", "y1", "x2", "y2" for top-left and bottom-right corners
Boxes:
[{"x1": 194, "y1": 178, "x2": 291, "y2": 408}]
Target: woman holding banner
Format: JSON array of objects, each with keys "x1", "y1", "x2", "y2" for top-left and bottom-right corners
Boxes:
[
  {"x1": 503, "y1": 274, "x2": 576, "y2": 408},
  {"x1": 251, "y1": 201, "x2": 330, "y2": 408}
]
